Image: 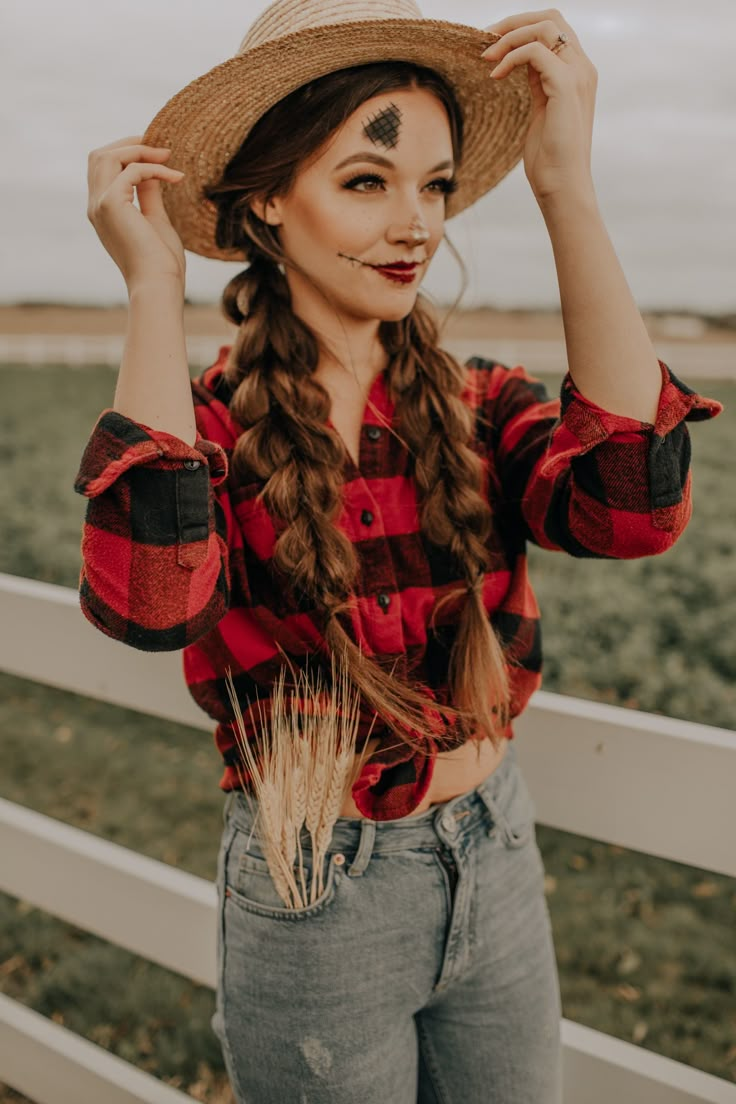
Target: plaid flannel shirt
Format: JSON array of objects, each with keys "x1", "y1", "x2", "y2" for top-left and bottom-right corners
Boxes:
[{"x1": 73, "y1": 346, "x2": 722, "y2": 819}]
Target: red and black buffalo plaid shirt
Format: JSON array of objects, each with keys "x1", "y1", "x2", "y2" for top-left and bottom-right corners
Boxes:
[{"x1": 74, "y1": 347, "x2": 722, "y2": 819}]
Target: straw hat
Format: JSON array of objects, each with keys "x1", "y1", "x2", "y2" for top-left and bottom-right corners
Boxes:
[{"x1": 141, "y1": 0, "x2": 533, "y2": 261}]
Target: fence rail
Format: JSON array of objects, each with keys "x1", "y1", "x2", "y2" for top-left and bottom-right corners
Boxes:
[
  {"x1": 0, "y1": 333, "x2": 734, "y2": 377},
  {"x1": 1, "y1": 571, "x2": 735, "y2": 1103}
]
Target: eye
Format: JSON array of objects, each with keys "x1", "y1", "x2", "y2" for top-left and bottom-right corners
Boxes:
[
  {"x1": 342, "y1": 173, "x2": 458, "y2": 195},
  {"x1": 430, "y1": 176, "x2": 459, "y2": 196},
  {"x1": 342, "y1": 172, "x2": 387, "y2": 192}
]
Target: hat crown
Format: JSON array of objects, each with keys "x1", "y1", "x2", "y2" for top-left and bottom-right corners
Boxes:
[{"x1": 239, "y1": 0, "x2": 424, "y2": 54}]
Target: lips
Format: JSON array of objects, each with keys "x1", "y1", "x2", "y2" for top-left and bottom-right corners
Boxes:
[{"x1": 372, "y1": 262, "x2": 419, "y2": 284}]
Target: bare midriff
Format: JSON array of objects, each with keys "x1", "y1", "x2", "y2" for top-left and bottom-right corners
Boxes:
[{"x1": 339, "y1": 733, "x2": 508, "y2": 819}]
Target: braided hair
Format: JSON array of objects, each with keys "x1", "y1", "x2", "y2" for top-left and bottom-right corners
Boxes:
[{"x1": 204, "y1": 62, "x2": 514, "y2": 759}]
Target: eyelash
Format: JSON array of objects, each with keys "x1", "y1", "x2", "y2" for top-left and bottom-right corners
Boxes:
[{"x1": 342, "y1": 172, "x2": 458, "y2": 196}]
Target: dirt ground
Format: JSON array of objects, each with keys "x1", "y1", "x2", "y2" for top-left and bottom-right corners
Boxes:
[{"x1": 1, "y1": 302, "x2": 734, "y2": 344}]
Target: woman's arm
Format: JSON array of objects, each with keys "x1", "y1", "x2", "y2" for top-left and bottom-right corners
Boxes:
[
  {"x1": 114, "y1": 277, "x2": 198, "y2": 443},
  {"x1": 475, "y1": 14, "x2": 723, "y2": 557},
  {"x1": 472, "y1": 357, "x2": 722, "y2": 559},
  {"x1": 73, "y1": 286, "x2": 232, "y2": 651},
  {"x1": 540, "y1": 188, "x2": 663, "y2": 424},
  {"x1": 481, "y1": 11, "x2": 665, "y2": 424}
]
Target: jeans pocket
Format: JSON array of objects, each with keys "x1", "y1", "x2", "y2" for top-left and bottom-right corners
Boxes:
[{"x1": 225, "y1": 826, "x2": 342, "y2": 921}]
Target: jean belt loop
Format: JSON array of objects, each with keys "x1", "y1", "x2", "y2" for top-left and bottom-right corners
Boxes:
[
  {"x1": 222, "y1": 790, "x2": 236, "y2": 827},
  {"x1": 475, "y1": 786, "x2": 506, "y2": 840},
  {"x1": 346, "y1": 818, "x2": 376, "y2": 878}
]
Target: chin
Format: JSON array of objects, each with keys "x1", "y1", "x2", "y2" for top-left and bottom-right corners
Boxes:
[
  {"x1": 337, "y1": 294, "x2": 418, "y2": 325},
  {"x1": 373, "y1": 290, "x2": 420, "y2": 319},
  {"x1": 381, "y1": 300, "x2": 419, "y2": 323}
]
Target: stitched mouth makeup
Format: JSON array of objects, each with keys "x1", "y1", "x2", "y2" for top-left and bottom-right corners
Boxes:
[{"x1": 338, "y1": 252, "x2": 425, "y2": 284}]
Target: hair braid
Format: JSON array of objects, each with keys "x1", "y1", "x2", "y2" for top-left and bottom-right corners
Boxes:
[
  {"x1": 387, "y1": 310, "x2": 514, "y2": 755},
  {"x1": 204, "y1": 60, "x2": 518, "y2": 762},
  {"x1": 220, "y1": 249, "x2": 514, "y2": 759}
]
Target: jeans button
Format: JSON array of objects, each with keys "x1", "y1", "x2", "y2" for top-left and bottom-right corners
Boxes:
[{"x1": 441, "y1": 813, "x2": 457, "y2": 834}]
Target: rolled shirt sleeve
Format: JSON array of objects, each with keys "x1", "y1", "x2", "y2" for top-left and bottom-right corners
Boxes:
[
  {"x1": 73, "y1": 409, "x2": 231, "y2": 650},
  {"x1": 481, "y1": 357, "x2": 723, "y2": 558}
]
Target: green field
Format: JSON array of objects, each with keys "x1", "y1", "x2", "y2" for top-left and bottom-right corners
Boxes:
[{"x1": 1, "y1": 364, "x2": 734, "y2": 1100}]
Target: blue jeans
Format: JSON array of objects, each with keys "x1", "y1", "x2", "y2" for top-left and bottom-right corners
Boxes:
[{"x1": 211, "y1": 741, "x2": 562, "y2": 1103}]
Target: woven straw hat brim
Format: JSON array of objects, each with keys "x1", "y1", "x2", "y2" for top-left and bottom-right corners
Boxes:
[{"x1": 142, "y1": 18, "x2": 532, "y2": 262}]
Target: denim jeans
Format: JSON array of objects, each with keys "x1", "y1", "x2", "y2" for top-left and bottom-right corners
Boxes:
[{"x1": 211, "y1": 740, "x2": 562, "y2": 1103}]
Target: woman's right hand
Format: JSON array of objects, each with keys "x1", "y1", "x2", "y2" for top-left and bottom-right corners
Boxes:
[{"x1": 87, "y1": 135, "x2": 188, "y2": 291}]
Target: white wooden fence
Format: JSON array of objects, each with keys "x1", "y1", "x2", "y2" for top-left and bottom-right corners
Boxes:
[
  {"x1": 1, "y1": 333, "x2": 734, "y2": 377},
  {"x1": 1, "y1": 570, "x2": 735, "y2": 1103}
]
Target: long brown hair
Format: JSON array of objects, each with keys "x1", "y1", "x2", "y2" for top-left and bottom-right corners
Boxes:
[{"x1": 203, "y1": 62, "x2": 512, "y2": 759}]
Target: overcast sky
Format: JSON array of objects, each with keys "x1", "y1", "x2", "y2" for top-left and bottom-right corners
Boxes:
[{"x1": 3, "y1": 0, "x2": 734, "y2": 310}]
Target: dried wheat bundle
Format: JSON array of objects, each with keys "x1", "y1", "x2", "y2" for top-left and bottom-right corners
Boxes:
[{"x1": 224, "y1": 644, "x2": 378, "y2": 909}]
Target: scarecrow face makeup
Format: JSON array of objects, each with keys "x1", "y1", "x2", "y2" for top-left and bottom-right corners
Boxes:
[{"x1": 251, "y1": 86, "x2": 456, "y2": 329}]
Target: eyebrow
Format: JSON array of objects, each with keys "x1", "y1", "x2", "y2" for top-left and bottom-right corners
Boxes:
[{"x1": 334, "y1": 152, "x2": 454, "y2": 172}]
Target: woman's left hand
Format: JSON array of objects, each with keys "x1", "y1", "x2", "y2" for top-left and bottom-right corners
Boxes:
[{"x1": 480, "y1": 9, "x2": 598, "y2": 205}]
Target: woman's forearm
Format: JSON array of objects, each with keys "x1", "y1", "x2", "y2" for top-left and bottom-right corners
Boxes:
[
  {"x1": 114, "y1": 278, "x2": 197, "y2": 445},
  {"x1": 540, "y1": 188, "x2": 663, "y2": 424}
]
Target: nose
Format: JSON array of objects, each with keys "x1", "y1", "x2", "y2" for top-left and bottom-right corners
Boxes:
[{"x1": 387, "y1": 216, "x2": 430, "y2": 247}]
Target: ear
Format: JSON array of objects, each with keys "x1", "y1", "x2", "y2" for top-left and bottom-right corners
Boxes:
[{"x1": 249, "y1": 194, "x2": 283, "y2": 226}]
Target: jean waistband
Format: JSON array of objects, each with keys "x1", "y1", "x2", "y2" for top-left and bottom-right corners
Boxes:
[{"x1": 224, "y1": 738, "x2": 520, "y2": 854}]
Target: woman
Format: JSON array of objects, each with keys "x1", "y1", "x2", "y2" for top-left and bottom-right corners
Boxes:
[{"x1": 78, "y1": 1, "x2": 722, "y2": 1100}]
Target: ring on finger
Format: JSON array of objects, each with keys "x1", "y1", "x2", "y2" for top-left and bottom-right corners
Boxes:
[{"x1": 549, "y1": 31, "x2": 570, "y2": 54}]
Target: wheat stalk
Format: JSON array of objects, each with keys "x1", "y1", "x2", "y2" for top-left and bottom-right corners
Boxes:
[
  {"x1": 225, "y1": 677, "x2": 303, "y2": 906},
  {"x1": 292, "y1": 757, "x2": 309, "y2": 906},
  {"x1": 224, "y1": 642, "x2": 366, "y2": 910}
]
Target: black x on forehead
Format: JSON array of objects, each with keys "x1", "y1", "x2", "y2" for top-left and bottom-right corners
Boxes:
[{"x1": 362, "y1": 101, "x2": 402, "y2": 150}]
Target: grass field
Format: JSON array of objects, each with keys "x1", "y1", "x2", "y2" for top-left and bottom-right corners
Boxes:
[{"x1": 1, "y1": 363, "x2": 734, "y2": 1099}]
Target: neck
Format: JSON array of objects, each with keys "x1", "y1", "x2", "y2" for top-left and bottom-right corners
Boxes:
[
  {"x1": 316, "y1": 341, "x2": 388, "y2": 388},
  {"x1": 286, "y1": 275, "x2": 388, "y2": 387}
]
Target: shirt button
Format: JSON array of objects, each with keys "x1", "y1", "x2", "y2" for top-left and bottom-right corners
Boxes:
[
  {"x1": 361, "y1": 509, "x2": 374, "y2": 525},
  {"x1": 183, "y1": 459, "x2": 201, "y2": 470},
  {"x1": 377, "y1": 592, "x2": 391, "y2": 612},
  {"x1": 366, "y1": 426, "x2": 382, "y2": 441}
]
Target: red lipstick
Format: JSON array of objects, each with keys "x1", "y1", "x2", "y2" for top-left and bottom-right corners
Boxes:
[{"x1": 373, "y1": 262, "x2": 419, "y2": 284}]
